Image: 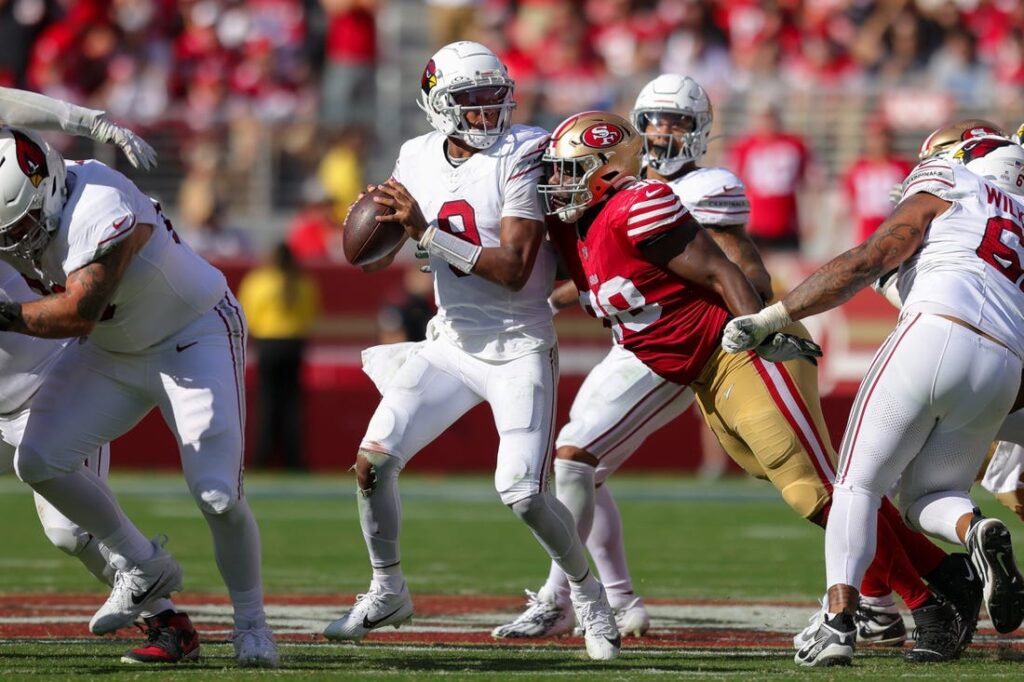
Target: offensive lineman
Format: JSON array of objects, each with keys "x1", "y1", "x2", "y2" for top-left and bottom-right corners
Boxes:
[
  {"x1": 0, "y1": 125, "x2": 277, "y2": 667},
  {"x1": 538, "y1": 110, "x2": 972, "y2": 663},
  {"x1": 322, "y1": 41, "x2": 621, "y2": 661},
  {"x1": 723, "y1": 135, "x2": 1024, "y2": 666}
]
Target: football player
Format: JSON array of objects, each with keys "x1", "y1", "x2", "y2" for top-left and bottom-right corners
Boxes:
[
  {"x1": 724, "y1": 136, "x2": 1024, "y2": 665},
  {"x1": 0, "y1": 262, "x2": 199, "y2": 664},
  {"x1": 323, "y1": 41, "x2": 621, "y2": 661},
  {"x1": 539, "y1": 110, "x2": 971, "y2": 664},
  {"x1": 0, "y1": 125, "x2": 277, "y2": 667}
]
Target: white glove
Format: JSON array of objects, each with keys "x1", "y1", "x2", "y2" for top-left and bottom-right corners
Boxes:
[
  {"x1": 89, "y1": 114, "x2": 157, "y2": 169},
  {"x1": 721, "y1": 301, "x2": 792, "y2": 353}
]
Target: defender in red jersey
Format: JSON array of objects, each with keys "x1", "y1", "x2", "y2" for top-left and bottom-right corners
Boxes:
[{"x1": 538, "y1": 111, "x2": 978, "y2": 665}]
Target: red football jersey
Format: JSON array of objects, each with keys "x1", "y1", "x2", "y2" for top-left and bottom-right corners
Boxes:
[{"x1": 557, "y1": 180, "x2": 730, "y2": 386}]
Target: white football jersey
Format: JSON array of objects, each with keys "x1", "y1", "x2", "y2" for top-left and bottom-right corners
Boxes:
[
  {"x1": 6, "y1": 160, "x2": 227, "y2": 352},
  {"x1": 666, "y1": 167, "x2": 750, "y2": 227},
  {"x1": 0, "y1": 261, "x2": 67, "y2": 414},
  {"x1": 897, "y1": 159, "x2": 1024, "y2": 357},
  {"x1": 393, "y1": 125, "x2": 555, "y2": 360}
]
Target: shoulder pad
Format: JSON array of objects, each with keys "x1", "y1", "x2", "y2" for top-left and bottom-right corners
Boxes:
[{"x1": 900, "y1": 159, "x2": 957, "y2": 201}]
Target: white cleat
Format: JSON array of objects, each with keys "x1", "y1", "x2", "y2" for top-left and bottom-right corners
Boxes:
[
  {"x1": 614, "y1": 597, "x2": 650, "y2": 638},
  {"x1": 233, "y1": 625, "x2": 280, "y2": 668},
  {"x1": 491, "y1": 588, "x2": 574, "y2": 639},
  {"x1": 323, "y1": 582, "x2": 414, "y2": 642},
  {"x1": 793, "y1": 595, "x2": 827, "y2": 650},
  {"x1": 571, "y1": 585, "x2": 621, "y2": 661},
  {"x1": 90, "y1": 538, "x2": 183, "y2": 635}
]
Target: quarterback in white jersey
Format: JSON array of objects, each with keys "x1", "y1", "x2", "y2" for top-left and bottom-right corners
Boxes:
[
  {"x1": 323, "y1": 41, "x2": 620, "y2": 662},
  {"x1": 724, "y1": 136, "x2": 1024, "y2": 665},
  {"x1": 0, "y1": 125, "x2": 277, "y2": 667},
  {"x1": 494, "y1": 74, "x2": 774, "y2": 641}
]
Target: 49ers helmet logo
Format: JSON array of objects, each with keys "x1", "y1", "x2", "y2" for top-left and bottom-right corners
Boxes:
[
  {"x1": 421, "y1": 59, "x2": 438, "y2": 94},
  {"x1": 12, "y1": 129, "x2": 48, "y2": 188},
  {"x1": 581, "y1": 123, "x2": 624, "y2": 148}
]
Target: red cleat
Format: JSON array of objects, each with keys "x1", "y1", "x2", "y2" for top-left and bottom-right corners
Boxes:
[{"x1": 120, "y1": 610, "x2": 200, "y2": 664}]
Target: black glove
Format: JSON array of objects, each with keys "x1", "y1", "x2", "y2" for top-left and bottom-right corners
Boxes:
[
  {"x1": 754, "y1": 332, "x2": 822, "y2": 366},
  {"x1": 415, "y1": 245, "x2": 432, "y2": 273},
  {"x1": 0, "y1": 301, "x2": 22, "y2": 331}
]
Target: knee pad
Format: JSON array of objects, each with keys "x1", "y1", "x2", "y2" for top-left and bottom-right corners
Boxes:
[
  {"x1": 191, "y1": 477, "x2": 239, "y2": 515},
  {"x1": 780, "y1": 479, "x2": 831, "y2": 520},
  {"x1": 41, "y1": 524, "x2": 91, "y2": 556},
  {"x1": 355, "y1": 450, "x2": 402, "y2": 497}
]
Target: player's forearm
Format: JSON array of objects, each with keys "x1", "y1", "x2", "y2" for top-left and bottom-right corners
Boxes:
[
  {"x1": 0, "y1": 87, "x2": 101, "y2": 136},
  {"x1": 709, "y1": 262, "x2": 764, "y2": 318},
  {"x1": 706, "y1": 228, "x2": 773, "y2": 301},
  {"x1": 780, "y1": 246, "x2": 881, "y2": 320},
  {"x1": 549, "y1": 280, "x2": 579, "y2": 310},
  {"x1": 5, "y1": 296, "x2": 95, "y2": 338},
  {"x1": 472, "y1": 245, "x2": 537, "y2": 291}
]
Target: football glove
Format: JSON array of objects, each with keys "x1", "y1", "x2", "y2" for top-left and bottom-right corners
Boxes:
[
  {"x1": 754, "y1": 332, "x2": 822, "y2": 366},
  {"x1": 89, "y1": 114, "x2": 157, "y2": 170},
  {"x1": 415, "y1": 244, "x2": 432, "y2": 273},
  {"x1": 721, "y1": 301, "x2": 792, "y2": 353},
  {"x1": 0, "y1": 301, "x2": 21, "y2": 331}
]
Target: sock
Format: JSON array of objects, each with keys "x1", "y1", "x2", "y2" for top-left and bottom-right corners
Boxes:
[
  {"x1": 372, "y1": 564, "x2": 406, "y2": 594},
  {"x1": 537, "y1": 460, "x2": 597, "y2": 605},
  {"x1": 587, "y1": 484, "x2": 635, "y2": 609},
  {"x1": 825, "y1": 486, "x2": 880, "y2": 592},
  {"x1": 202, "y1": 499, "x2": 267, "y2": 627},
  {"x1": 357, "y1": 453, "x2": 403, "y2": 570},
  {"x1": 879, "y1": 497, "x2": 946, "y2": 575},
  {"x1": 75, "y1": 536, "x2": 116, "y2": 585},
  {"x1": 860, "y1": 593, "x2": 897, "y2": 611},
  {"x1": 510, "y1": 491, "x2": 590, "y2": 582},
  {"x1": 30, "y1": 469, "x2": 154, "y2": 567},
  {"x1": 869, "y1": 511, "x2": 933, "y2": 610}
]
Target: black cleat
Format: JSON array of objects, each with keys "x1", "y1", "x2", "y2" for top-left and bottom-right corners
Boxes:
[
  {"x1": 926, "y1": 552, "x2": 982, "y2": 653},
  {"x1": 905, "y1": 598, "x2": 962, "y2": 663},
  {"x1": 967, "y1": 516, "x2": 1024, "y2": 634}
]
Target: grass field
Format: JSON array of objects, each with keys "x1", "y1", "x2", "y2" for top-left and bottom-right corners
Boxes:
[{"x1": 0, "y1": 472, "x2": 1021, "y2": 680}]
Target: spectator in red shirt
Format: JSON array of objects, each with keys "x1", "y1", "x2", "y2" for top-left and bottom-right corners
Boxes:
[
  {"x1": 320, "y1": 0, "x2": 377, "y2": 127},
  {"x1": 728, "y1": 102, "x2": 811, "y2": 253},
  {"x1": 287, "y1": 178, "x2": 345, "y2": 262},
  {"x1": 840, "y1": 122, "x2": 913, "y2": 243}
]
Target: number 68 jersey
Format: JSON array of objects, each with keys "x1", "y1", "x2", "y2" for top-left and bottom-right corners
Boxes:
[
  {"x1": 556, "y1": 179, "x2": 730, "y2": 386},
  {"x1": 392, "y1": 125, "x2": 556, "y2": 361},
  {"x1": 897, "y1": 159, "x2": 1024, "y2": 358}
]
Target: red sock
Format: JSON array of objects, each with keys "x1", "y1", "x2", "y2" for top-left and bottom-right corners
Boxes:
[
  {"x1": 879, "y1": 497, "x2": 946, "y2": 576},
  {"x1": 865, "y1": 511, "x2": 933, "y2": 610}
]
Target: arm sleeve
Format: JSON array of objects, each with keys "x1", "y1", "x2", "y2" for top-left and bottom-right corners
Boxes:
[
  {"x1": 0, "y1": 87, "x2": 102, "y2": 136},
  {"x1": 501, "y1": 135, "x2": 547, "y2": 221}
]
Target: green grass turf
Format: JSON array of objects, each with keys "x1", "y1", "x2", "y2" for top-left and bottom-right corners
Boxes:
[{"x1": 0, "y1": 472, "x2": 1019, "y2": 679}]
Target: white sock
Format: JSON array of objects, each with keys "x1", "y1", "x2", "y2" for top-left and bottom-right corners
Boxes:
[
  {"x1": 510, "y1": 491, "x2": 590, "y2": 582},
  {"x1": 825, "y1": 486, "x2": 881, "y2": 591},
  {"x1": 31, "y1": 469, "x2": 154, "y2": 567},
  {"x1": 203, "y1": 499, "x2": 267, "y2": 627},
  {"x1": 538, "y1": 460, "x2": 598, "y2": 605},
  {"x1": 357, "y1": 453, "x2": 403, "y2": 570},
  {"x1": 372, "y1": 564, "x2": 406, "y2": 594},
  {"x1": 860, "y1": 592, "x2": 897, "y2": 611},
  {"x1": 587, "y1": 484, "x2": 635, "y2": 609}
]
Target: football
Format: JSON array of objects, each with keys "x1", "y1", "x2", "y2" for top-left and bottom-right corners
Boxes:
[{"x1": 343, "y1": 189, "x2": 405, "y2": 266}]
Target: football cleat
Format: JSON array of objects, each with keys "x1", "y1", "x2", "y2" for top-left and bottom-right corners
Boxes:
[
  {"x1": 904, "y1": 598, "x2": 962, "y2": 663},
  {"x1": 794, "y1": 611, "x2": 855, "y2": 667},
  {"x1": 90, "y1": 538, "x2": 184, "y2": 635},
  {"x1": 614, "y1": 596, "x2": 650, "y2": 638},
  {"x1": 855, "y1": 600, "x2": 907, "y2": 646},
  {"x1": 323, "y1": 582, "x2": 414, "y2": 641},
  {"x1": 571, "y1": 584, "x2": 621, "y2": 661},
  {"x1": 491, "y1": 588, "x2": 574, "y2": 639},
  {"x1": 792, "y1": 595, "x2": 827, "y2": 650},
  {"x1": 233, "y1": 625, "x2": 280, "y2": 668},
  {"x1": 967, "y1": 516, "x2": 1024, "y2": 634},
  {"x1": 925, "y1": 552, "x2": 982, "y2": 653},
  {"x1": 121, "y1": 610, "x2": 199, "y2": 664}
]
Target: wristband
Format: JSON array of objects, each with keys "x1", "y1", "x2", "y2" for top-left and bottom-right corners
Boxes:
[
  {"x1": 419, "y1": 225, "x2": 482, "y2": 274},
  {"x1": 758, "y1": 301, "x2": 792, "y2": 334}
]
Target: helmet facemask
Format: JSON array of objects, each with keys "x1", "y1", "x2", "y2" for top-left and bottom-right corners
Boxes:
[
  {"x1": 539, "y1": 153, "x2": 605, "y2": 223},
  {"x1": 633, "y1": 110, "x2": 707, "y2": 175}
]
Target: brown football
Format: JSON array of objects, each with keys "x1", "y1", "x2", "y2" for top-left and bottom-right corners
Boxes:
[{"x1": 343, "y1": 189, "x2": 405, "y2": 266}]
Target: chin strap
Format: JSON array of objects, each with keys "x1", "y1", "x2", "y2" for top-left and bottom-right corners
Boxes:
[{"x1": 418, "y1": 226, "x2": 482, "y2": 274}]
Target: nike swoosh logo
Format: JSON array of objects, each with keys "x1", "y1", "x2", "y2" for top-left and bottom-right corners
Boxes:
[
  {"x1": 722, "y1": 383, "x2": 734, "y2": 401},
  {"x1": 113, "y1": 215, "x2": 131, "y2": 229},
  {"x1": 362, "y1": 605, "x2": 405, "y2": 630},
  {"x1": 176, "y1": 341, "x2": 198, "y2": 352},
  {"x1": 606, "y1": 634, "x2": 622, "y2": 648},
  {"x1": 996, "y1": 551, "x2": 1011, "y2": 577},
  {"x1": 644, "y1": 187, "x2": 662, "y2": 198},
  {"x1": 964, "y1": 560, "x2": 976, "y2": 582},
  {"x1": 131, "y1": 572, "x2": 165, "y2": 605}
]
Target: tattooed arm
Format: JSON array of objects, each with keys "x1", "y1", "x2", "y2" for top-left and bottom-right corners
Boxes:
[
  {"x1": 721, "y1": 192, "x2": 948, "y2": 353},
  {"x1": 781, "y1": 192, "x2": 947, "y2": 319},
  {"x1": 2, "y1": 224, "x2": 154, "y2": 338}
]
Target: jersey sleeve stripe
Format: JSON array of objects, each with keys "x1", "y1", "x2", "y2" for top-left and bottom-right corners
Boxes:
[
  {"x1": 691, "y1": 207, "x2": 750, "y2": 215},
  {"x1": 627, "y1": 200, "x2": 683, "y2": 226},
  {"x1": 903, "y1": 177, "x2": 955, "y2": 193},
  {"x1": 626, "y1": 206, "x2": 689, "y2": 236},
  {"x1": 508, "y1": 163, "x2": 544, "y2": 181},
  {"x1": 630, "y1": 194, "x2": 677, "y2": 211}
]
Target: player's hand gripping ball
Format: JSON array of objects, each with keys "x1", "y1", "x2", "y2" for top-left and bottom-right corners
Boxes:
[{"x1": 343, "y1": 188, "x2": 404, "y2": 267}]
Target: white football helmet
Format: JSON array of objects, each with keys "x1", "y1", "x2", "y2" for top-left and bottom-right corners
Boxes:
[
  {"x1": 952, "y1": 135, "x2": 1024, "y2": 196},
  {"x1": 417, "y1": 41, "x2": 515, "y2": 151},
  {"x1": 630, "y1": 74, "x2": 712, "y2": 175},
  {"x1": 1013, "y1": 121, "x2": 1024, "y2": 146},
  {"x1": 0, "y1": 127, "x2": 66, "y2": 260}
]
